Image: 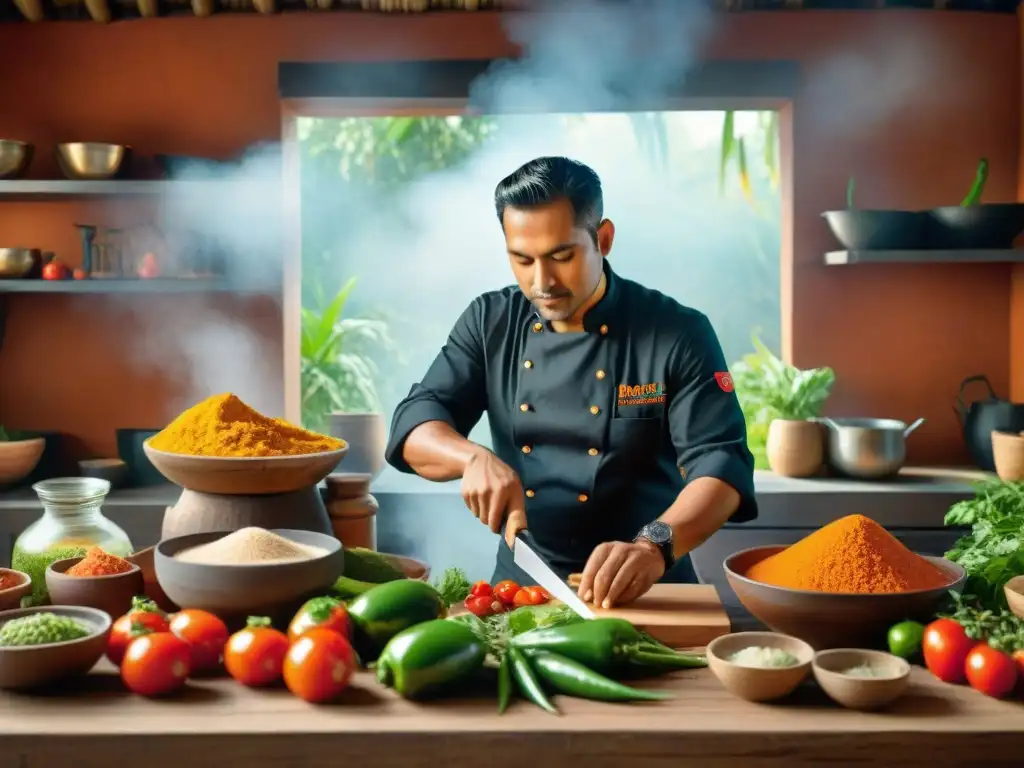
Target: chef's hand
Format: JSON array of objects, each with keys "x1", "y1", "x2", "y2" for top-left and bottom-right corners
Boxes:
[
  {"x1": 577, "y1": 540, "x2": 665, "y2": 609},
  {"x1": 461, "y1": 449, "x2": 528, "y2": 549}
]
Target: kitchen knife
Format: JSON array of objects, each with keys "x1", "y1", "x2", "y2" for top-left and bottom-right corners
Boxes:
[{"x1": 513, "y1": 533, "x2": 596, "y2": 619}]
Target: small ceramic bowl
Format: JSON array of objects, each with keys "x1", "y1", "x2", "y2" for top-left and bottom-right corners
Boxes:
[
  {"x1": 812, "y1": 648, "x2": 911, "y2": 711},
  {"x1": 46, "y1": 556, "x2": 145, "y2": 619},
  {"x1": 1004, "y1": 575, "x2": 1024, "y2": 620},
  {"x1": 706, "y1": 631, "x2": 815, "y2": 703},
  {"x1": 0, "y1": 605, "x2": 112, "y2": 690},
  {"x1": 0, "y1": 568, "x2": 32, "y2": 611}
]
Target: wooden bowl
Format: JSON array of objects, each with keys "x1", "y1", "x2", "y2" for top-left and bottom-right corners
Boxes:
[
  {"x1": 706, "y1": 631, "x2": 814, "y2": 702},
  {"x1": 1005, "y1": 575, "x2": 1024, "y2": 620},
  {"x1": 724, "y1": 546, "x2": 967, "y2": 649},
  {"x1": 381, "y1": 552, "x2": 431, "y2": 582},
  {"x1": 0, "y1": 437, "x2": 45, "y2": 485},
  {"x1": 46, "y1": 557, "x2": 145, "y2": 619},
  {"x1": 0, "y1": 568, "x2": 32, "y2": 611},
  {"x1": 992, "y1": 430, "x2": 1024, "y2": 482},
  {"x1": 154, "y1": 529, "x2": 343, "y2": 619},
  {"x1": 143, "y1": 441, "x2": 348, "y2": 495},
  {"x1": 813, "y1": 649, "x2": 911, "y2": 710},
  {"x1": 125, "y1": 546, "x2": 178, "y2": 612},
  {"x1": 0, "y1": 605, "x2": 112, "y2": 690}
]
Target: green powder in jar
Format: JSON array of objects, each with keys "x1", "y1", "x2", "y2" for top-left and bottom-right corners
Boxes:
[{"x1": 11, "y1": 545, "x2": 88, "y2": 607}]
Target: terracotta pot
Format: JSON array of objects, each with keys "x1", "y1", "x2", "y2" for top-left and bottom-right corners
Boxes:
[
  {"x1": 766, "y1": 419, "x2": 823, "y2": 478},
  {"x1": 324, "y1": 473, "x2": 378, "y2": 550},
  {"x1": 991, "y1": 430, "x2": 1024, "y2": 482},
  {"x1": 328, "y1": 412, "x2": 386, "y2": 479}
]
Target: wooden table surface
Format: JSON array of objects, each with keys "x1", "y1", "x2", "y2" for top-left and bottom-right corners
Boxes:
[{"x1": 0, "y1": 661, "x2": 1021, "y2": 767}]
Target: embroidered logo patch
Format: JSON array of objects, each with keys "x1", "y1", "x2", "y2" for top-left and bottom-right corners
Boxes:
[
  {"x1": 616, "y1": 382, "x2": 666, "y2": 407},
  {"x1": 714, "y1": 372, "x2": 734, "y2": 393}
]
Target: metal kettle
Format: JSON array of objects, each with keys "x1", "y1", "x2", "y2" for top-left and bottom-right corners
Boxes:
[{"x1": 954, "y1": 375, "x2": 1024, "y2": 471}]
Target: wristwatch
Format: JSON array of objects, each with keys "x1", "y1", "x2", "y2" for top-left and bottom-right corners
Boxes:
[{"x1": 634, "y1": 520, "x2": 675, "y2": 571}]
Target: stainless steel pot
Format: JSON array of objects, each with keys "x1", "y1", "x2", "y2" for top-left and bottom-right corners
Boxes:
[{"x1": 821, "y1": 417, "x2": 925, "y2": 480}]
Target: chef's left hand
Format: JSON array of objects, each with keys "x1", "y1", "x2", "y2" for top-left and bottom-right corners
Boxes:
[{"x1": 577, "y1": 540, "x2": 665, "y2": 609}]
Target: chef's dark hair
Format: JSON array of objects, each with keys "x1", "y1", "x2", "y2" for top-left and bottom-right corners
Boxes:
[{"x1": 494, "y1": 156, "x2": 603, "y2": 241}]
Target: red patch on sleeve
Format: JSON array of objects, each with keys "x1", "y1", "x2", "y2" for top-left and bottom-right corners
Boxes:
[{"x1": 714, "y1": 372, "x2": 734, "y2": 393}]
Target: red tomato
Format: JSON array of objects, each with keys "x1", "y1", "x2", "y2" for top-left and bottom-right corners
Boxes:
[
  {"x1": 922, "y1": 618, "x2": 977, "y2": 683},
  {"x1": 1013, "y1": 649, "x2": 1024, "y2": 686},
  {"x1": 965, "y1": 645, "x2": 1018, "y2": 699},
  {"x1": 283, "y1": 627, "x2": 357, "y2": 704},
  {"x1": 224, "y1": 617, "x2": 290, "y2": 687},
  {"x1": 169, "y1": 609, "x2": 229, "y2": 672},
  {"x1": 288, "y1": 597, "x2": 352, "y2": 643},
  {"x1": 494, "y1": 580, "x2": 520, "y2": 606},
  {"x1": 41, "y1": 261, "x2": 67, "y2": 281},
  {"x1": 470, "y1": 581, "x2": 493, "y2": 598},
  {"x1": 527, "y1": 586, "x2": 550, "y2": 604},
  {"x1": 464, "y1": 595, "x2": 504, "y2": 617},
  {"x1": 121, "y1": 632, "x2": 192, "y2": 697},
  {"x1": 513, "y1": 586, "x2": 548, "y2": 607},
  {"x1": 107, "y1": 598, "x2": 170, "y2": 667}
]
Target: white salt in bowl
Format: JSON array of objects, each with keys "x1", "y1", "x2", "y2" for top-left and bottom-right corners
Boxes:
[{"x1": 154, "y1": 529, "x2": 343, "y2": 620}]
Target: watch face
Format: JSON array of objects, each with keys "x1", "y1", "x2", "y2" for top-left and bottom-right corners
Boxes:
[{"x1": 644, "y1": 521, "x2": 672, "y2": 545}]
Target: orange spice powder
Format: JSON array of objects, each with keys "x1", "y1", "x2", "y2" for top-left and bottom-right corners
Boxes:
[
  {"x1": 744, "y1": 514, "x2": 950, "y2": 594},
  {"x1": 0, "y1": 573, "x2": 13, "y2": 590},
  {"x1": 66, "y1": 547, "x2": 133, "y2": 577}
]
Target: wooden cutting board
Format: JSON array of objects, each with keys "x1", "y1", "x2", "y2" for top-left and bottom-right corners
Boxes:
[{"x1": 566, "y1": 577, "x2": 730, "y2": 649}]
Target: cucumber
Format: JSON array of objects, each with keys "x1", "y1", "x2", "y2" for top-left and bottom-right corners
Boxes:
[{"x1": 342, "y1": 547, "x2": 406, "y2": 583}]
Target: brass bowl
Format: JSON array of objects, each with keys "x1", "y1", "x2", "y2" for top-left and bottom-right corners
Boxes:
[
  {"x1": 0, "y1": 141, "x2": 33, "y2": 180},
  {"x1": 0, "y1": 247, "x2": 40, "y2": 278},
  {"x1": 56, "y1": 142, "x2": 129, "y2": 180}
]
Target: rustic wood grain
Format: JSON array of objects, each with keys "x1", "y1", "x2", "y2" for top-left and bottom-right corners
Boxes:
[{"x1": 0, "y1": 662, "x2": 1021, "y2": 766}]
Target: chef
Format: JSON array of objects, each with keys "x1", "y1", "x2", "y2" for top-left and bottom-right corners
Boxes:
[{"x1": 384, "y1": 156, "x2": 757, "y2": 608}]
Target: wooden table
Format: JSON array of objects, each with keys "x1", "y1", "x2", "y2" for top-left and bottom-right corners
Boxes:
[{"x1": 0, "y1": 662, "x2": 1021, "y2": 767}]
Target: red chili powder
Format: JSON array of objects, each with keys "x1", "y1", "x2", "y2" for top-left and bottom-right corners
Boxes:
[
  {"x1": 0, "y1": 573, "x2": 14, "y2": 591},
  {"x1": 66, "y1": 547, "x2": 133, "y2": 577}
]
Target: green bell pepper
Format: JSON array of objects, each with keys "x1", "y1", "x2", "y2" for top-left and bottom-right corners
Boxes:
[{"x1": 376, "y1": 619, "x2": 486, "y2": 700}]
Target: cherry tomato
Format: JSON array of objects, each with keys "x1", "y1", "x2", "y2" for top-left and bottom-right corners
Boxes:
[
  {"x1": 224, "y1": 616, "x2": 290, "y2": 687},
  {"x1": 283, "y1": 627, "x2": 357, "y2": 703},
  {"x1": 121, "y1": 632, "x2": 192, "y2": 697},
  {"x1": 965, "y1": 644, "x2": 1018, "y2": 699},
  {"x1": 288, "y1": 597, "x2": 352, "y2": 643},
  {"x1": 41, "y1": 261, "x2": 67, "y2": 281},
  {"x1": 494, "y1": 580, "x2": 521, "y2": 606},
  {"x1": 464, "y1": 595, "x2": 503, "y2": 618},
  {"x1": 922, "y1": 618, "x2": 977, "y2": 683},
  {"x1": 169, "y1": 609, "x2": 229, "y2": 672},
  {"x1": 72, "y1": 267, "x2": 88, "y2": 280},
  {"x1": 1013, "y1": 649, "x2": 1024, "y2": 687},
  {"x1": 513, "y1": 586, "x2": 548, "y2": 607},
  {"x1": 527, "y1": 586, "x2": 550, "y2": 604},
  {"x1": 470, "y1": 581, "x2": 493, "y2": 598},
  {"x1": 107, "y1": 597, "x2": 170, "y2": 667}
]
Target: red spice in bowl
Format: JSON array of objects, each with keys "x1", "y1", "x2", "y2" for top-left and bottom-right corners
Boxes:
[
  {"x1": 0, "y1": 573, "x2": 13, "y2": 591},
  {"x1": 65, "y1": 547, "x2": 134, "y2": 577}
]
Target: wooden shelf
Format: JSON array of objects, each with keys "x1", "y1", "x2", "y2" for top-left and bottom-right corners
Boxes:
[
  {"x1": 0, "y1": 180, "x2": 223, "y2": 201},
  {"x1": 0, "y1": 278, "x2": 273, "y2": 294},
  {"x1": 825, "y1": 249, "x2": 1024, "y2": 265}
]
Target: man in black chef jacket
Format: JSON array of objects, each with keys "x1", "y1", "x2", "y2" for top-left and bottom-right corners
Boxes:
[{"x1": 385, "y1": 156, "x2": 757, "y2": 608}]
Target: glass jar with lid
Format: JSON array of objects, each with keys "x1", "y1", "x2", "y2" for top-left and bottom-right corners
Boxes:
[{"x1": 11, "y1": 477, "x2": 134, "y2": 606}]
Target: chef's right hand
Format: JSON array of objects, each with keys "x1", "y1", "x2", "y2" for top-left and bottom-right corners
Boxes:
[{"x1": 462, "y1": 449, "x2": 527, "y2": 547}]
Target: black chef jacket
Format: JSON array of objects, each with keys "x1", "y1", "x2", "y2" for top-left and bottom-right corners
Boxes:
[{"x1": 385, "y1": 261, "x2": 757, "y2": 585}]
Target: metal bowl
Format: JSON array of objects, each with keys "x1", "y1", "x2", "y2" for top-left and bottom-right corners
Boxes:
[
  {"x1": 56, "y1": 142, "x2": 130, "y2": 180},
  {"x1": 0, "y1": 141, "x2": 33, "y2": 180},
  {"x1": 0, "y1": 247, "x2": 39, "y2": 278}
]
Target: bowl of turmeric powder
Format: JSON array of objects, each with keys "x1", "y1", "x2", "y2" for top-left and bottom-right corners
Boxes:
[
  {"x1": 143, "y1": 393, "x2": 348, "y2": 495},
  {"x1": 723, "y1": 515, "x2": 967, "y2": 650},
  {"x1": 46, "y1": 548, "x2": 144, "y2": 619}
]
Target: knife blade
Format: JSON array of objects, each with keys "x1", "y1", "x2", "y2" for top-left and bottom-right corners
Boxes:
[{"x1": 513, "y1": 533, "x2": 596, "y2": 619}]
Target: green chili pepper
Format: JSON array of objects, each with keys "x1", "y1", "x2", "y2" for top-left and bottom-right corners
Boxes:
[
  {"x1": 376, "y1": 619, "x2": 485, "y2": 700},
  {"x1": 347, "y1": 579, "x2": 448, "y2": 660},
  {"x1": 961, "y1": 158, "x2": 988, "y2": 206},
  {"x1": 508, "y1": 646, "x2": 558, "y2": 715},
  {"x1": 511, "y1": 618, "x2": 706, "y2": 676},
  {"x1": 528, "y1": 650, "x2": 671, "y2": 702},
  {"x1": 497, "y1": 651, "x2": 512, "y2": 714}
]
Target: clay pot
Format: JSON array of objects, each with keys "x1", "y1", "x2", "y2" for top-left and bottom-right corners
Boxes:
[
  {"x1": 328, "y1": 412, "x2": 386, "y2": 478},
  {"x1": 991, "y1": 430, "x2": 1024, "y2": 482},
  {"x1": 324, "y1": 473, "x2": 378, "y2": 549},
  {"x1": 766, "y1": 419, "x2": 824, "y2": 478}
]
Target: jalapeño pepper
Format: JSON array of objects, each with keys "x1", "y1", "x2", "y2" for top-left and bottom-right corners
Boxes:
[
  {"x1": 511, "y1": 618, "x2": 706, "y2": 676},
  {"x1": 376, "y1": 619, "x2": 486, "y2": 700}
]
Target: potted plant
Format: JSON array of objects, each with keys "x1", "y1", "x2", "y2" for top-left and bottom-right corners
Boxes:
[
  {"x1": 301, "y1": 277, "x2": 398, "y2": 478},
  {"x1": 730, "y1": 333, "x2": 835, "y2": 478}
]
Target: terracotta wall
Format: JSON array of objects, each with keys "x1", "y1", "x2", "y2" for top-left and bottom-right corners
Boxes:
[
  {"x1": 0, "y1": 10, "x2": 1017, "y2": 465},
  {"x1": 1015, "y1": 8, "x2": 1024, "y2": 404}
]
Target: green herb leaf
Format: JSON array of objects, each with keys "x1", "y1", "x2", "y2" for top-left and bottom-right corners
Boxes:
[{"x1": 433, "y1": 567, "x2": 472, "y2": 608}]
